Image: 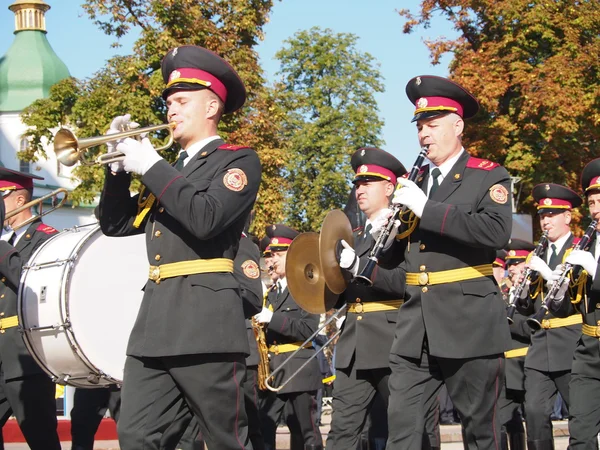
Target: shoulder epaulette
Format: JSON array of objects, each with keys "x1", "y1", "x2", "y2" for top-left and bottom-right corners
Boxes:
[
  {"x1": 353, "y1": 226, "x2": 364, "y2": 232},
  {"x1": 218, "y1": 144, "x2": 252, "y2": 151},
  {"x1": 466, "y1": 157, "x2": 500, "y2": 171},
  {"x1": 573, "y1": 237, "x2": 582, "y2": 246},
  {"x1": 401, "y1": 167, "x2": 425, "y2": 179},
  {"x1": 37, "y1": 224, "x2": 58, "y2": 235}
]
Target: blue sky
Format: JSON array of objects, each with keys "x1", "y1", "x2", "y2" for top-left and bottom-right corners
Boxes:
[{"x1": 0, "y1": 0, "x2": 457, "y2": 167}]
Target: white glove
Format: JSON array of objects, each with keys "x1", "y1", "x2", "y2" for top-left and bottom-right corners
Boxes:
[
  {"x1": 369, "y1": 208, "x2": 399, "y2": 249},
  {"x1": 116, "y1": 137, "x2": 162, "y2": 176},
  {"x1": 528, "y1": 255, "x2": 554, "y2": 281},
  {"x1": 392, "y1": 177, "x2": 428, "y2": 218},
  {"x1": 566, "y1": 249, "x2": 598, "y2": 280},
  {"x1": 254, "y1": 307, "x2": 273, "y2": 324},
  {"x1": 339, "y1": 239, "x2": 359, "y2": 277},
  {"x1": 335, "y1": 314, "x2": 346, "y2": 329},
  {"x1": 106, "y1": 114, "x2": 139, "y2": 173}
]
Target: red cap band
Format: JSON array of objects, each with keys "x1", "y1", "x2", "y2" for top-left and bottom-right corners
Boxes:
[
  {"x1": 587, "y1": 176, "x2": 600, "y2": 191},
  {"x1": 537, "y1": 198, "x2": 572, "y2": 210},
  {"x1": 414, "y1": 96, "x2": 464, "y2": 118},
  {"x1": 506, "y1": 249, "x2": 529, "y2": 259},
  {"x1": 0, "y1": 178, "x2": 33, "y2": 192},
  {"x1": 269, "y1": 237, "x2": 293, "y2": 247},
  {"x1": 493, "y1": 258, "x2": 506, "y2": 268},
  {"x1": 166, "y1": 68, "x2": 228, "y2": 104},
  {"x1": 354, "y1": 164, "x2": 397, "y2": 185}
]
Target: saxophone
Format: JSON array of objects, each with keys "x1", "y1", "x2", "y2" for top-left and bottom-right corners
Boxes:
[{"x1": 252, "y1": 284, "x2": 275, "y2": 390}]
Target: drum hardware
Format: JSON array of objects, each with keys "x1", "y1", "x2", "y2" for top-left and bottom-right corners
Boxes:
[
  {"x1": 53, "y1": 122, "x2": 177, "y2": 167},
  {"x1": 23, "y1": 258, "x2": 73, "y2": 270},
  {"x1": 6, "y1": 188, "x2": 68, "y2": 231},
  {"x1": 24, "y1": 321, "x2": 70, "y2": 332}
]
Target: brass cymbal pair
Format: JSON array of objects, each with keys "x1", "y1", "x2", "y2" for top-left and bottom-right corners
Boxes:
[{"x1": 285, "y1": 210, "x2": 354, "y2": 314}]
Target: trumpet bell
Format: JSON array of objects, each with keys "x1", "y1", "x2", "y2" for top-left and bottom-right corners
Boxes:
[
  {"x1": 320, "y1": 209, "x2": 354, "y2": 294},
  {"x1": 286, "y1": 232, "x2": 338, "y2": 314},
  {"x1": 54, "y1": 128, "x2": 81, "y2": 167}
]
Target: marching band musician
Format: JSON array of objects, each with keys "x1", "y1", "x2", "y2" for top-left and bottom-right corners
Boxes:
[
  {"x1": 97, "y1": 45, "x2": 261, "y2": 449},
  {"x1": 255, "y1": 224, "x2": 323, "y2": 450},
  {"x1": 374, "y1": 75, "x2": 513, "y2": 449},
  {"x1": 546, "y1": 158, "x2": 600, "y2": 448},
  {"x1": 326, "y1": 147, "x2": 410, "y2": 449},
  {"x1": 517, "y1": 184, "x2": 582, "y2": 450},
  {"x1": 0, "y1": 168, "x2": 61, "y2": 450},
  {"x1": 500, "y1": 243, "x2": 533, "y2": 450}
]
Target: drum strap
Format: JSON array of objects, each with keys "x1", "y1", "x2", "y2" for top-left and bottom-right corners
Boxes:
[
  {"x1": 149, "y1": 258, "x2": 234, "y2": 284},
  {"x1": 0, "y1": 315, "x2": 19, "y2": 333}
]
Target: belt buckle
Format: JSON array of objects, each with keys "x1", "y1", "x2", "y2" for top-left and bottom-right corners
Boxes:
[
  {"x1": 418, "y1": 272, "x2": 429, "y2": 286},
  {"x1": 149, "y1": 265, "x2": 161, "y2": 282},
  {"x1": 272, "y1": 345, "x2": 279, "y2": 355},
  {"x1": 595, "y1": 327, "x2": 600, "y2": 338},
  {"x1": 541, "y1": 319, "x2": 551, "y2": 329}
]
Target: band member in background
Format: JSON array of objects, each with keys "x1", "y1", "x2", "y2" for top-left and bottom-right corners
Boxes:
[
  {"x1": 255, "y1": 224, "x2": 323, "y2": 450},
  {"x1": 517, "y1": 184, "x2": 582, "y2": 450},
  {"x1": 0, "y1": 168, "x2": 61, "y2": 450},
  {"x1": 98, "y1": 45, "x2": 261, "y2": 450},
  {"x1": 375, "y1": 75, "x2": 512, "y2": 449},
  {"x1": 547, "y1": 158, "x2": 600, "y2": 448},
  {"x1": 500, "y1": 244, "x2": 533, "y2": 450},
  {"x1": 326, "y1": 147, "x2": 409, "y2": 449}
]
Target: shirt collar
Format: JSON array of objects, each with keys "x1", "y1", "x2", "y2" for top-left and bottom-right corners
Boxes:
[
  {"x1": 180, "y1": 135, "x2": 221, "y2": 167},
  {"x1": 549, "y1": 231, "x2": 572, "y2": 256},
  {"x1": 278, "y1": 277, "x2": 288, "y2": 292},
  {"x1": 426, "y1": 148, "x2": 465, "y2": 180}
]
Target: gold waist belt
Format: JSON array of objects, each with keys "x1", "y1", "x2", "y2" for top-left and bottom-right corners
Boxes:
[
  {"x1": 268, "y1": 341, "x2": 313, "y2": 355},
  {"x1": 582, "y1": 323, "x2": 600, "y2": 337},
  {"x1": 540, "y1": 315, "x2": 582, "y2": 330},
  {"x1": 505, "y1": 347, "x2": 528, "y2": 358},
  {"x1": 348, "y1": 300, "x2": 404, "y2": 313},
  {"x1": 0, "y1": 315, "x2": 19, "y2": 333},
  {"x1": 406, "y1": 264, "x2": 493, "y2": 286},
  {"x1": 149, "y1": 258, "x2": 234, "y2": 283}
]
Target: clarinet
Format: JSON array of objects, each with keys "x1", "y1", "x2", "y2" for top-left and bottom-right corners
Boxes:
[
  {"x1": 506, "y1": 231, "x2": 549, "y2": 323},
  {"x1": 354, "y1": 146, "x2": 429, "y2": 286},
  {"x1": 527, "y1": 219, "x2": 598, "y2": 331}
]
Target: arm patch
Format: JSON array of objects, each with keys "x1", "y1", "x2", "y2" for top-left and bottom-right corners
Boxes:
[
  {"x1": 36, "y1": 224, "x2": 58, "y2": 234},
  {"x1": 218, "y1": 144, "x2": 252, "y2": 151},
  {"x1": 466, "y1": 157, "x2": 500, "y2": 171}
]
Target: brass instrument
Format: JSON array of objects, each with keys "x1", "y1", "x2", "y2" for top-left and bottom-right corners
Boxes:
[
  {"x1": 506, "y1": 231, "x2": 549, "y2": 323},
  {"x1": 6, "y1": 188, "x2": 68, "y2": 231},
  {"x1": 53, "y1": 123, "x2": 177, "y2": 167},
  {"x1": 528, "y1": 219, "x2": 598, "y2": 331},
  {"x1": 253, "y1": 284, "x2": 276, "y2": 390}
]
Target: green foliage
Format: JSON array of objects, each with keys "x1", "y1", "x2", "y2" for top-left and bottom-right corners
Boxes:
[
  {"x1": 274, "y1": 27, "x2": 385, "y2": 232},
  {"x1": 401, "y1": 0, "x2": 600, "y2": 233}
]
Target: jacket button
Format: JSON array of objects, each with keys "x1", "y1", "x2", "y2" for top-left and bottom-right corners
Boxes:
[
  {"x1": 597, "y1": 320, "x2": 600, "y2": 326},
  {"x1": 0, "y1": 295, "x2": 4, "y2": 299},
  {"x1": 419, "y1": 265, "x2": 426, "y2": 272},
  {"x1": 419, "y1": 244, "x2": 426, "y2": 250},
  {"x1": 158, "y1": 207, "x2": 165, "y2": 213},
  {"x1": 422, "y1": 287, "x2": 428, "y2": 293},
  {"x1": 357, "y1": 316, "x2": 363, "y2": 321},
  {"x1": 155, "y1": 255, "x2": 161, "y2": 261},
  {"x1": 0, "y1": 278, "x2": 5, "y2": 283},
  {"x1": 154, "y1": 230, "x2": 162, "y2": 237},
  {"x1": 355, "y1": 298, "x2": 361, "y2": 303},
  {"x1": 596, "y1": 303, "x2": 600, "y2": 309},
  {"x1": 25, "y1": 234, "x2": 31, "y2": 239}
]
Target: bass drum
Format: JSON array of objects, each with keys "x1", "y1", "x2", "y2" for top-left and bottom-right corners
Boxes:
[{"x1": 18, "y1": 224, "x2": 146, "y2": 388}]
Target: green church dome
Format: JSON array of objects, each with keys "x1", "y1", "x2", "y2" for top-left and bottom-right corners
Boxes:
[{"x1": 0, "y1": 1, "x2": 70, "y2": 112}]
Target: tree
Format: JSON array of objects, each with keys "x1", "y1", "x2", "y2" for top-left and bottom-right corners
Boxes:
[
  {"x1": 274, "y1": 27, "x2": 385, "y2": 232},
  {"x1": 400, "y1": 0, "x2": 600, "y2": 228},
  {"x1": 19, "y1": 0, "x2": 286, "y2": 236}
]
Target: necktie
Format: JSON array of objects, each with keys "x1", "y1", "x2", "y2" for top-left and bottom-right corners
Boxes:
[
  {"x1": 276, "y1": 281, "x2": 282, "y2": 299},
  {"x1": 174, "y1": 151, "x2": 189, "y2": 171},
  {"x1": 364, "y1": 223, "x2": 372, "y2": 239},
  {"x1": 429, "y1": 168, "x2": 442, "y2": 198},
  {"x1": 7, "y1": 233, "x2": 15, "y2": 246},
  {"x1": 548, "y1": 243, "x2": 560, "y2": 269}
]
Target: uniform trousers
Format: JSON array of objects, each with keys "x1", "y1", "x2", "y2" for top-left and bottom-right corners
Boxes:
[
  {"x1": 523, "y1": 368, "x2": 570, "y2": 444},
  {"x1": 259, "y1": 390, "x2": 321, "y2": 450},
  {"x1": 117, "y1": 353, "x2": 251, "y2": 450},
  {"x1": 0, "y1": 372, "x2": 60, "y2": 450},
  {"x1": 71, "y1": 386, "x2": 121, "y2": 450},
  {"x1": 387, "y1": 349, "x2": 504, "y2": 450},
  {"x1": 569, "y1": 372, "x2": 600, "y2": 449},
  {"x1": 326, "y1": 364, "x2": 390, "y2": 449}
]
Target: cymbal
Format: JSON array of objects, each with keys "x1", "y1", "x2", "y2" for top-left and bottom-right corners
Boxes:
[
  {"x1": 286, "y1": 232, "x2": 339, "y2": 314},
  {"x1": 319, "y1": 209, "x2": 354, "y2": 294}
]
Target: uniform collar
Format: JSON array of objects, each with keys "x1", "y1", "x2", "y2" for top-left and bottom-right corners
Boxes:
[{"x1": 180, "y1": 135, "x2": 221, "y2": 167}]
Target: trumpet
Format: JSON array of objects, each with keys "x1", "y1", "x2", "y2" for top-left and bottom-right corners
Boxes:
[
  {"x1": 6, "y1": 188, "x2": 68, "y2": 231},
  {"x1": 527, "y1": 219, "x2": 598, "y2": 331},
  {"x1": 506, "y1": 230, "x2": 549, "y2": 323},
  {"x1": 53, "y1": 123, "x2": 177, "y2": 167}
]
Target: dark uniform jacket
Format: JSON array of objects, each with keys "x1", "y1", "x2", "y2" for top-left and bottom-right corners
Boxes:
[
  {"x1": 98, "y1": 139, "x2": 261, "y2": 357},
  {"x1": 265, "y1": 285, "x2": 321, "y2": 394},
  {"x1": 335, "y1": 227, "x2": 406, "y2": 371},
  {"x1": 519, "y1": 234, "x2": 581, "y2": 372},
  {"x1": 505, "y1": 311, "x2": 530, "y2": 391},
  {"x1": 0, "y1": 220, "x2": 58, "y2": 380},
  {"x1": 381, "y1": 152, "x2": 512, "y2": 359},
  {"x1": 234, "y1": 235, "x2": 263, "y2": 367}
]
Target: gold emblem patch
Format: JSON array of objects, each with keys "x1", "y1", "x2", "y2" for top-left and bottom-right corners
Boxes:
[
  {"x1": 417, "y1": 97, "x2": 428, "y2": 108},
  {"x1": 490, "y1": 184, "x2": 509, "y2": 204},
  {"x1": 242, "y1": 260, "x2": 260, "y2": 279},
  {"x1": 272, "y1": 238, "x2": 279, "y2": 245},
  {"x1": 509, "y1": 250, "x2": 516, "y2": 256},
  {"x1": 359, "y1": 165, "x2": 368, "y2": 173},
  {"x1": 543, "y1": 198, "x2": 553, "y2": 206},
  {"x1": 169, "y1": 70, "x2": 181, "y2": 82},
  {"x1": 223, "y1": 168, "x2": 248, "y2": 192}
]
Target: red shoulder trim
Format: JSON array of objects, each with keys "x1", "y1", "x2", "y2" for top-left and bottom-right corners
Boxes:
[
  {"x1": 218, "y1": 144, "x2": 252, "y2": 151},
  {"x1": 466, "y1": 157, "x2": 500, "y2": 171},
  {"x1": 573, "y1": 237, "x2": 582, "y2": 246},
  {"x1": 36, "y1": 224, "x2": 58, "y2": 235},
  {"x1": 353, "y1": 226, "x2": 364, "y2": 232},
  {"x1": 401, "y1": 168, "x2": 426, "y2": 179}
]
